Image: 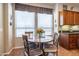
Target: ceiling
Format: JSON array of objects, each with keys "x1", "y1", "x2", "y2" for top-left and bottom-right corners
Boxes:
[
  {"x1": 62, "y1": 3, "x2": 79, "y2": 7},
  {"x1": 42, "y1": 3, "x2": 79, "y2": 7},
  {"x1": 22, "y1": 3, "x2": 79, "y2": 9},
  {"x1": 25, "y1": 3, "x2": 55, "y2": 9},
  {"x1": 43, "y1": 3, "x2": 79, "y2": 6}
]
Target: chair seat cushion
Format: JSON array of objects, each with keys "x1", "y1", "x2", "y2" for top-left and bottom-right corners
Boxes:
[
  {"x1": 29, "y1": 42, "x2": 37, "y2": 49},
  {"x1": 29, "y1": 48, "x2": 43, "y2": 56},
  {"x1": 44, "y1": 45, "x2": 57, "y2": 52}
]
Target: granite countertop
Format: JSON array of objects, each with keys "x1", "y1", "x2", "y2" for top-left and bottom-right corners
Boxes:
[{"x1": 59, "y1": 31, "x2": 79, "y2": 34}]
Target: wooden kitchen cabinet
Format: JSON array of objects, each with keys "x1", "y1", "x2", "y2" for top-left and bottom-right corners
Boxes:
[
  {"x1": 59, "y1": 33, "x2": 78, "y2": 49},
  {"x1": 77, "y1": 35, "x2": 79, "y2": 48},
  {"x1": 59, "y1": 10, "x2": 79, "y2": 25},
  {"x1": 63, "y1": 10, "x2": 70, "y2": 25},
  {"x1": 69, "y1": 11, "x2": 74, "y2": 25},
  {"x1": 59, "y1": 33, "x2": 69, "y2": 49},
  {"x1": 69, "y1": 34, "x2": 77, "y2": 49},
  {"x1": 60, "y1": 10, "x2": 74, "y2": 25},
  {"x1": 74, "y1": 12, "x2": 79, "y2": 24}
]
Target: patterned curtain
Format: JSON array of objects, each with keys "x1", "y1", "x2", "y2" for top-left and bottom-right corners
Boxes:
[{"x1": 15, "y1": 3, "x2": 53, "y2": 14}]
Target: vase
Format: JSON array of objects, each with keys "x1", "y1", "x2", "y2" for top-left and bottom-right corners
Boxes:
[{"x1": 37, "y1": 33, "x2": 42, "y2": 48}]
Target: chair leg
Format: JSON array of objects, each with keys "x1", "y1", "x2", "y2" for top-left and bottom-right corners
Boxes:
[
  {"x1": 56, "y1": 51, "x2": 58, "y2": 56},
  {"x1": 53, "y1": 52, "x2": 58, "y2": 56},
  {"x1": 23, "y1": 51, "x2": 28, "y2": 56},
  {"x1": 56, "y1": 52, "x2": 58, "y2": 56},
  {"x1": 39, "y1": 54, "x2": 44, "y2": 56},
  {"x1": 23, "y1": 50, "x2": 25, "y2": 56},
  {"x1": 44, "y1": 52, "x2": 48, "y2": 56},
  {"x1": 52, "y1": 53, "x2": 55, "y2": 56},
  {"x1": 44, "y1": 52, "x2": 58, "y2": 56}
]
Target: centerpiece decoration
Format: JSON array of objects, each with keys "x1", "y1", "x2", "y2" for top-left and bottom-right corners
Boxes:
[
  {"x1": 36, "y1": 28, "x2": 44, "y2": 38},
  {"x1": 36, "y1": 28, "x2": 44, "y2": 48}
]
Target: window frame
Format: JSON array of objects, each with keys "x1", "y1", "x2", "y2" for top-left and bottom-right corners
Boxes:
[{"x1": 15, "y1": 10, "x2": 54, "y2": 38}]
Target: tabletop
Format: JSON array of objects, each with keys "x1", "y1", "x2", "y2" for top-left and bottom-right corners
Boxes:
[
  {"x1": 23, "y1": 34, "x2": 53, "y2": 43},
  {"x1": 28, "y1": 36, "x2": 53, "y2": 43}
]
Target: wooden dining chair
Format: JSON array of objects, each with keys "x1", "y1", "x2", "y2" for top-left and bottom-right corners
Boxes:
[
  {"x1": 43, "y1": 33, "x2": 59, "y2": 56},
  {"x1": 22, "y1": 35, "x2": 43, "y2": 56},
  {"x1": 25, "y1": 32, "x2": 33, "y2": 39}
]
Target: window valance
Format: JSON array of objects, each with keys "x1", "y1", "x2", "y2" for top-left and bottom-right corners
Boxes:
[{"x1": 15, "y1": 3, "x2": 53, "y2": 14}]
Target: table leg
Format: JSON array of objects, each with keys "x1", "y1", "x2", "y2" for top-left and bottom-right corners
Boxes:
[{"x1": 41, "y1": 43, "x2": 45, "y2": 56}]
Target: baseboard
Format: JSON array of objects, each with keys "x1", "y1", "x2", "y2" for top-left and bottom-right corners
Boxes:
[
  {"x1": 0, "y1": 49, "x2": 4, "y2": 56},
  {"x1": 2, "y1": 47, "x2": 14, "y2": 56},
  {"x1": 2, "y1": 46, "x2": 24, "y2": 56},
  {"x1": 14, "y1": 46, "x2": 24, "y2": 49}
]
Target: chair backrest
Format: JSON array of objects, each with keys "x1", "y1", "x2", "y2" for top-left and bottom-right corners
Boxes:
[
  {"x1": 25, "y1": 32, "x2": 33, "y2": 39},
  {"x1": 53, "y1": 33, "x2": 59, "y2": 47},
  {"x1": 22, "y1": 35, "x2": 30, "y2": 55},
  {"x1": 22, "y1": 35, "x2": 39, "y2": 56}
]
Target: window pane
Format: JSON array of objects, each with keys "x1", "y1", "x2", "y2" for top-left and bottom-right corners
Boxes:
[
  {"x1": 15, "y1": 10, "x2": 35, "y2": 37},
  {"x1": 38, "y1": 13, "x2": 52, "y2": 36},
  {"x1": 38, "y1": 13, "x2": 52, "y2": 28},
  {"x1": 15, "y1": 11, "x2": 35, "y2": 27}
]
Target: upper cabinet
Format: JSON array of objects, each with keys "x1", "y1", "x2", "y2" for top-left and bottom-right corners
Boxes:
[
  {"x1": 59, "y1": 10, "x2": 79, "y2": 25},
  {"x1": 74, "y1": 12, "x2": 79, "y2": 25},
  {"x1": 69, "y1": 11, "x2": 74, "y2": 25},
  {"x1": 63, "y1": 10, "x2": 70, "y2": 25}
]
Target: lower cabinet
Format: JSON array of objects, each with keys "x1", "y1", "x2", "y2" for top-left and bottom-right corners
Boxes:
[
  {"x1": 77, "y1": 38, "x2": 79, "y2": 48},
  {"x1": 59, "y1": 33, "x2": 79, "y2": 49}
]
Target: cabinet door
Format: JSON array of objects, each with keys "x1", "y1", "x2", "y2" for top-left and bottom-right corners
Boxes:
[
  {"x1": 77, "y1": 35, "x2": 79, "y2": 48},
  {"x1": 69, "y1": 34, "x2": 77, "y2": 49},
  {"x1": 63, "y1": 10, "x2": 70, "y2": 25},
  {"x1": 69, "y1": 11, "x2": 74, "y2": 25},
  {"x1": 74, "y1": 12, "x2": 79, "y2": 24},
  {"x1": 63, "y1": 10, "x2": 74, "y2": 25},
  {"x1": 59, "y1": 34, "x2": 69, "y2": 49}
]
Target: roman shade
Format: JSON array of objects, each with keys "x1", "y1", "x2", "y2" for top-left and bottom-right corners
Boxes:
[{"x1": 15, "y1": 3, "x2": 53, "y2": 14}]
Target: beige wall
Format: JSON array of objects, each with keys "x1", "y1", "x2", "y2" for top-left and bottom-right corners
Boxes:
[
  {"x1": 6, "y1": 4, "x2": 13, "y2": 52},
  {"x1": 54, "y1": 4, "x2": 59, "y2": 33},
  {"x1": 65, "y1": 4, "x2": 79, "y2": 12},
  {"x1": 15, "y1": 37, "x2": 23, "y2": 47},
  {"x1": 2, "y1": 3, "x2": 14, "y2": 53},
  {"x1": 8, "y1": 4, "x2": 13, "y2": 51},
  {"x1": 0, "y1": 4, "x2": 4, "y2": 55},
  {"x1": 3, "y1": 3, "x2": 9, "y2": 52}
]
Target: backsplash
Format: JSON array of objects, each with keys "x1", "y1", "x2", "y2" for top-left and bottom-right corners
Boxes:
[{"x1": 59, "y1": 25, "x2": 79, "y2": 32}]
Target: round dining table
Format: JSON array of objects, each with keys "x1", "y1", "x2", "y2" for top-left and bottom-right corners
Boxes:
[
  {"x1": 28, "y1": 36, "x2": 53, "y2": 43},
  {"x1": 23, "y1": 34, "x2": 53, "y2": 55},
  {"x1": 28, "y1": 36, "x2": 53, "y2": 55}
]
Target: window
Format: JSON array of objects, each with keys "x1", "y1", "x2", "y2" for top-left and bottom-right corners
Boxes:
[
  {"x1": 15, "y1": 11, "x2": 53, "y2": 38},
  {"x1": 15, "y1": 10, "x2": 35, "y2": 37},
  {"x1": 38, "y1": 13, "x2": 52, "y2": 36},
  {"x1": 15, "y1": 5, "x2": 53, "y2": 38}
]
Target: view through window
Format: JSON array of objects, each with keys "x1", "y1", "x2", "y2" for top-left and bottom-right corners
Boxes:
[
  {"x1": 15, "y1": 10, "x2": 35, "y2": 37},
  {"x1": 15, "y1": 10, "x2": 53, "y2": 39},
  {"x1": 38, "y1": 13, "x2": 52, "y2": 36}
]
